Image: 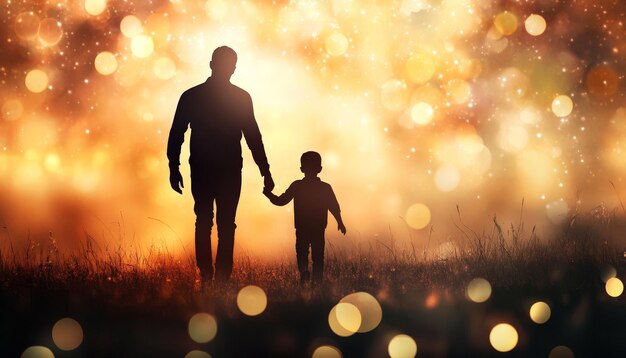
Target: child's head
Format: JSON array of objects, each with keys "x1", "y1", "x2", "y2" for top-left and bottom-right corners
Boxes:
[{"x1": 300, "y1": 151, "x2": 322, "y2": 176}]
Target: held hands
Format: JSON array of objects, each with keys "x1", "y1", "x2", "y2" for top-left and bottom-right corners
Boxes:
[
  {"x1": 169, "y1": 166, "x2": 184, "y2": 194},
  {"x1": 264, "y1": 174, "x2": 275, "y2": 192}
]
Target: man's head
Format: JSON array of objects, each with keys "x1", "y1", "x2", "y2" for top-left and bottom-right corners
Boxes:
[
  {"x1": 210, "y1": 46, "x2": 237, "y2": 81},
  {"x1": 300, "y1": 151, "x2": 322, "y2": 176}
]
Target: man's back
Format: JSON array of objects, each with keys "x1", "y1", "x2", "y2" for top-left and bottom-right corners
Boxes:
[{"x1": 167, "y1": 77, "x2": 269, "y2": 175}]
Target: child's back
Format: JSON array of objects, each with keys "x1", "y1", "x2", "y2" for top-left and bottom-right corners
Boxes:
[{"x1": 264, "y1": 151, "x2": 346, "y2": 284}]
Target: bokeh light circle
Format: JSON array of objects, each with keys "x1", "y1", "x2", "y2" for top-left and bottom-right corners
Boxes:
[
  {"x1": 38, "y1": 18, "x2": 63, "y2": 46},
  {"x1": 605, "y1": 277, "x2": 624, "y2": 297},
  {"x1": 154, "y1": 57, "x2": 177, "y2": 80},
  {"x1": 2, "y1": 99, "x2": 24, "y2": 121},
  {"x1": 466, "y1": 277, "x2": 492, "y2": 303},
  {"x1": 551, "y1": 95, "x2": 573, "y2": 117},
  {"x1": 312, "y1": 345, "x2": 342, "y2": 358},
  {"x1": 381, "y1": 79, "x2": 408, "y2": 111},
  {"x1": 434, "y1": 164, "x2": 460, "y2": 192},
  {"x1": 325, "y1": 33, "x2": 349, "y2": 56},
  {"x1": 529, "y1": 301, "x2": 551, "y2": 324},
  {"x1": 494, "y1": 12, "x2": 518, "y2": 36},
  {"x1": 388, "y1": 334, "x2": 417, "y2": 358},
  {"x1": 328, "y1": 305, "x2": 355, "y2": 337},
  {"x1": 489, "y1": 323, "x2": 518, "y2": 352},
  {"x1": 410, "y1": 102, "x2": 434, "y2": 125},
  {"x1": 120, "y1": 15, "x2": 143, "y2": 38},
  {"x1": 524, "y1": 14, "x2": 546, "y2": 36},
  {"x1": 549, "y1": 345, "x2": 575, "y2": 358},
  {"x1": 188, "y1": 312, "x2": 218, "y2": 343},
  {"x1": 339, "y1": 291, "x2": 382, "y2": 333},
  {"x1": 94, "y1": 52, "x2": 118, "y2": 75},
  {"x1": 52, "y1": 317, "x2": 83, "y2": 351},
  {"x1": 406, "y1": 53, "x2": 436, "y2": 84},
  {"x1": 184, "y1": 350, "x2": 212, "y2": 358},
  {"x1": 85, "y1": 0, "x2": 108, "y2": 16},
  {"x1": 335, "y1": 302, "x2": 362, "y2": 333},
  {"x1": 405, "y1": 203, "x2": 431, "y2": 230},
  {"x1": 237, "y1": 285, "x2": 268, "y2": 316},
  {"x1": 131, "y1": 35, "x2": 154, "y2": 58},
  {"x1": 25, "y1": 69, "x2": 49, "y2": 93},
  {"x1": 21, "y1": 346, "x2": 54, "y2": 358},
  {"x1": 15, "y1": 12, "x2": 40, "y2": 41}
]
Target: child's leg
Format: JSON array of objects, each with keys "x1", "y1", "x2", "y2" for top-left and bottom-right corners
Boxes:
[
  {"x1": 295, "y1": 230, "x2": 310, "y2": 283},
  {"x1": 311, "y1": 230, "x2": 325, "y2": 282}
]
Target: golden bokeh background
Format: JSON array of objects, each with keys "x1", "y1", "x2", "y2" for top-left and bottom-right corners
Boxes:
[{"x1": 0, "y1": 0, "x2": 625, "y2": 261}]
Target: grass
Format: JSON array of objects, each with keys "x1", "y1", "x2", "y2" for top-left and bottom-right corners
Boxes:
[{"x1": 1, "y1": 206, "x2": 625, "y2": 357}]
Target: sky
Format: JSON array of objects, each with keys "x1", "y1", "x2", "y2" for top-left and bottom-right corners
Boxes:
[{"x1": 0, "y1": 0, "x2": 624, "y2": 260}]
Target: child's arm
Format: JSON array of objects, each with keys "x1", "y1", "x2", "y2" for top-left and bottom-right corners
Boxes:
[
  {"x1": 328, "y1": 187, "x2": 346, "y2": 235},
  {"x1": 263, "y1": 186, "x2": 294, "y2": 206}
]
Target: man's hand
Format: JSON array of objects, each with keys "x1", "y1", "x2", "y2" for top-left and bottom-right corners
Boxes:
[
  {"x1": 264, "y1": 174, "x2": 275, "y2": 192},
  {"x1": 338, "y1": 223, "x2": 347, "y2": 235},
  {"x1": 169, "y1": 167, "x2": 184, "y2": 194}
]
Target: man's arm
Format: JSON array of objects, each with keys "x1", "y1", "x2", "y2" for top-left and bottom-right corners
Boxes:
[
  {"x1": 328, "y1": 186, "x2": 346, "y2": 234},
  {"x1": 167, "y1": 93, "x2": 190, "y2": 194},
  {"x1": 240, "y1": 92, "x2": 273, "y2": 190}
]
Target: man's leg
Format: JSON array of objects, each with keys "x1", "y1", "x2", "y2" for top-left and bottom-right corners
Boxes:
[
  {"x1": 295, "y1": 230, "x2": 311, "y2": 284},
  {"x1": 191, "y1": 168, "x2": 215, "y2": 283},
  {"x1": 311, "y1": 230, "x2": 325, "y2": 283},
  {"x1": 214, "y1": 171, "x2": 242, "y2": 283}
]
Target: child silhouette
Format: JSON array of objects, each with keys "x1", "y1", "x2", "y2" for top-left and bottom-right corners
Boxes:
[{"x1": 264, "y1": 151, "x2": 346, "y2": 284}]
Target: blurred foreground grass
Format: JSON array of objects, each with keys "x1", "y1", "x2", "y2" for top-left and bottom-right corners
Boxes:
[{"x1": 1, "y1": 209, "x2": 625, "y2": 357}]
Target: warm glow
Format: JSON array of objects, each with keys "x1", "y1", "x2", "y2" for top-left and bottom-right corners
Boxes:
[
  {"x1": 325, "y1": 32, "x2": 349, "y2": 56},
  {"x1": 410, "y1": 102, "x2": 435, "y2": 125},
  {"x1": 405, "y1": 203, "x2": 431, "y2": 230},
  {"x1": 38, "y1": 18, "x2": 63, "y2": 46},
  {"x1": 529, "y1": 301, "x2": 551, "y2": 324},
  {"x1": 312, "y1": 345, "x2": 342, "y2": 358},
  {"x1": 120, "y1": 15, "x2": 143, "y2": 38},
  {"x1": 21, "y1": 346, "x2": 54, "y2": 358},
  {"x1": 237, "y1": 285, "x2": 268, "y2": 316},
  {"x1": 25, "y1": 69, "x2": 49, "y2": 93},
  {"x1": 339, "y1": 291, "x2": 382, "y2": 333},
  {"x1": 154, "y1": 57, "x2": 177, "y2": 80},
  {"x1": 85, "y1": 0, "x2": 108, "y2": 16},
  {"x1": 328, "y1": 304, "x2": 356, "y2": 337},
  {"x1": 551, "y1": 95, "x2": 573, "y2": 117},
  {"x1": 52, "y1": 318, "x2": 83, "y2": 351},
  {"x1": 184, "y1": 351, "x2": 212, "y2": 358},
  {"x1": 15, "y1": 12, "x2": 40, "y2": 40},
  {"x1": 549, "y1": 345, "x2": 574, "y2": 358},
  {"x1": 494, "y1": 12, "x2": 518, "y2": 36},
  {"x1": 188, "y1": 313, "x2": 218, "y2": 343},
  {"x1": 525, "y1": 14, "x2": 546, "y2": 36},
  {"x1": 388, "y1": 334, "x2": 417, "y2": 358},
  {"x1": 95, "y1": 52, "x2": 118, "y2": 75},
  {"x1": 131, "y1": 35, "x2": 154, "y2": 58},
  {"x1": 489, "y1": 323, "x2": 518, "y2": 352},
  {"x1": 466, "y1": 277, "x2": 491, "y2": 303},
  {"x1": 606, "y1": 277, "x2": 624, "y2": 297}
]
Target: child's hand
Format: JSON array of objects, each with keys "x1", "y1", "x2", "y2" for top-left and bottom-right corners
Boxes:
[{"x1": 338, "y1": 223, "x2": 346, "y2": 235}]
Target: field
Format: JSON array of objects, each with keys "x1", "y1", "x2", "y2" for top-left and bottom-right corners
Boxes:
[{"x1": 1, "y1": 210, "x2": 625, "y2": 357}]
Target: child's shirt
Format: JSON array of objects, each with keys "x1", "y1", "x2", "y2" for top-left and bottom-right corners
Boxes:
[{"x1": 268, "y1": 176, "x2": 340, "y2": 231}]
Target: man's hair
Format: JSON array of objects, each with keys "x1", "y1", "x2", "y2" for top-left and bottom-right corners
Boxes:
[
  {"x1": 301, "y1": 151, "x2": 322, "y2": 169},
  {"x1": 211, "y1": 46, "x2": 237, "y2": 65}
]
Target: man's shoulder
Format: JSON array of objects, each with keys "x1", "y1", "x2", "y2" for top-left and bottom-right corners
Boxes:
[
  {"x1": 228, "y1": 83, "x2": 251, "y2": 98},
  {"x1": 181, "y1": 83, "x2": 205, "y2": 97}
]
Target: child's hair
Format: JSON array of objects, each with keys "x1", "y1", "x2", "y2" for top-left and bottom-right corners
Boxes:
[{"x1": 301, "y1": 151, "x2": 322, "y2": 171}]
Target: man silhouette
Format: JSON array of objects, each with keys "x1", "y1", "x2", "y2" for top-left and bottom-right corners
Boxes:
[{"x1": 167, "y1": 46, "x2": 274, "y2": 286}]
